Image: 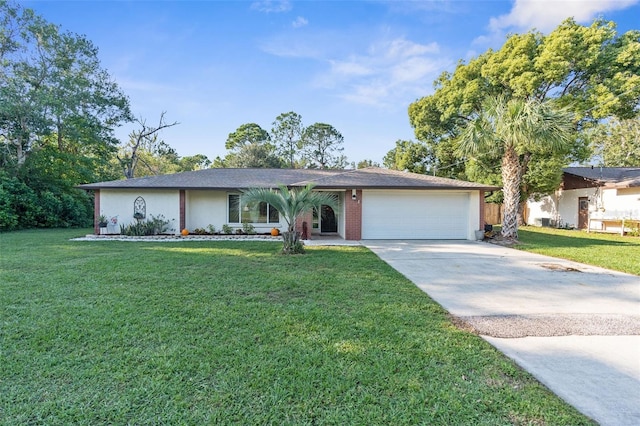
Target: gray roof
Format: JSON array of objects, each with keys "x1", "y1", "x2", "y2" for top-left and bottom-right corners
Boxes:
[
  {"x1": 79, "y1": 167, "x2": 498, "y2": 191},
  {"x1": 563, "y1": 167, "x2": 640, "y2": 188}
]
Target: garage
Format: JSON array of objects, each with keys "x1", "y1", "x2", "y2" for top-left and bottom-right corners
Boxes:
[{"x1": 361, "y1": 190, "x2": 471, "y2": 239}]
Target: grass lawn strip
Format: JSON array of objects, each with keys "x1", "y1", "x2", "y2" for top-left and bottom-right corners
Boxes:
[
  {"x1": 1, "y1": 229, "x2": 593, "y2": 424},
  {"x1": 515, "y1": 226, "x2": 640, "y2": 276}
]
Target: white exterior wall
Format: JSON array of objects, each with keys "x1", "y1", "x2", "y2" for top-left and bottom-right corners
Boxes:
[
  {"x1": 468, "y1": 191, "x2": 481, "y2": 239},
  {"x1": 558, "y1": 188, "x2": 594, "y2": 228},
  {"x1": 599, "y1": 187, "x2": 640, "y2": 219},
  {"x1": 527, "y1": 186, "x2": 640, "y2": 228},
  {"x1": 527, "y1": 188, "x2": 596, "y2": 228},
  {"x1": 99, "y1": 189, "x2": 180, "y2": 234},
  {"x1": 526, "y1": 195, "x2": 558, "y2": 225},
  {"x1": 185, "y1": 190, "x2": 228, "y2": 231},
  {"x1": 186, "y1": 190, "x2": 288, "y2": 233}
]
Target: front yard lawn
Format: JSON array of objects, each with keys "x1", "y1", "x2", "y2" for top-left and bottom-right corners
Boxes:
[
  {"x1": 516, "y1": 226, "x2": 640, "y2": 275},
  {"x1": 0, "y1": 229, "x2": 593, "y2": 424}
]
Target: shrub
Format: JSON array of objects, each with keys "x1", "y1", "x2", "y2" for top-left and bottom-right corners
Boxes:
[
  {"x1": 242, "y1": 223, "x2": 256, "y2": 234},
  {"x1": 120, "y1": 215, "x2": 171, "y2": 236}
]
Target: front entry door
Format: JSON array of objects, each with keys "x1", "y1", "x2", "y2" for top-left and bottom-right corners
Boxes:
[
  {"x1": 320, "y1": 205, "x2": 338, "y2": 233},
  {"x1": 578, "y1": 197, "x2": 589, "y2": 229}
]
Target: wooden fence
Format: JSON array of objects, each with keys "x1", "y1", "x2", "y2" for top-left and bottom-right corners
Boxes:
[
  {"x1": 484, "y1": 203, "x2": 529, "y2": 225},
  {"x1": 484, "y1": 203, "x2": 503, "y2": 225}
]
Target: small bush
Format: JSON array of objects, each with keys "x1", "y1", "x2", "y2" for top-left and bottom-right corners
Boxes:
[
  {"x1": 221, "y1": 224, "x2": 233, "y2": 234},
  {"x1": 121, "y1": 215, "x2": 171, "y2": 236},
  {"x1": 242, "y1": 223, "x2": 256, "y2": 234}
]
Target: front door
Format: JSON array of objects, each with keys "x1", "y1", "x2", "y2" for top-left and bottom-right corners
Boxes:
[
  {"x1": 578, "y1": 197, "x2": 589, "y2": 229},
  {"x1": 320, "y1": 205, "x2": 338, "y2": 233}
]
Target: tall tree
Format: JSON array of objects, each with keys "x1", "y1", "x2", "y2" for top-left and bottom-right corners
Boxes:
[
  {"x1": 178, "y1": 154, "x2": 211, "y2": 171},
  {"x1": 218, "y1": 122, "x2": 282, "y2": 168},
  {"x1": 271, "y1": 111, "x2": 304, "y2": 168},
  {"x1": 0, "y1": 1, "x2": 131, "y2": 230},
  {"x1": 302, "y1": 123, "x2": 346, "y2": 169},
  {"x1": 117, "y1": 112, "x2": 179, "y2": 179},
  {"x1": 0, "y1": 1, "x2": 131, "y2": 168},
  {"x1": 354, "y1": 159, "x2": 380, "y2": 169},
  {"x1": 242, "y1": 184, "x2": 338, "y2": 254},
  {"x1": 408, "y1": 18, "x2": 640, "y2": 198},
  {"x1": 383, "y1": 140, "x2": 431, "y2": 174},
  {"x1": 591, "y1": 118, "x2": 640, "y2": 166},
  {"x1": 458, "y1": 96, "x2": 573, "y2": 240},
  {"x1": 225, "y1": 123, "x2": 270, "y2": 150}
]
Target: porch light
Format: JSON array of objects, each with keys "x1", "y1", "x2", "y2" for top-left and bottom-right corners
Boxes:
[{"x1": 351, "y1": 189, "x2": 357, "y2": 200}]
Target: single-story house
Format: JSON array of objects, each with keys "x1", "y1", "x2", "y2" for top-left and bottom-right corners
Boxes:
[
  {"x1": 79, "y1": 167, "x2": 498, "y2": 240},
  {"x1": 527, "y1": 167, "x2": 640, "y2": 233}
]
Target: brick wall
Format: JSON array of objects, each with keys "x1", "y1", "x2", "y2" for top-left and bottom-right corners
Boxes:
[
  {"x1": 296, "y1": 210, "x2": 314, "y2": 239},
  {"x1": 344, "y1": 189, "x2": 362, "y2": 240},
  {"x1": 179, "y1": 190, "x2": 186, "y2": 231},
  {"x1": 93, "y1": 189, "x2": 100, "y2": 235}
]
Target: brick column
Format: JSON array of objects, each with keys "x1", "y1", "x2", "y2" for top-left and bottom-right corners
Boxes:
[
  {"x1": 179, "y1": 190, "x2": 186, "y2": 232},
  {"x1": 93, "y1": 190, "x2": 100, "y2": 235},
  {"x1": 344, "y1": 189, "x2": 362, "y2": 240},
  {"x1": 296, "y1": 210, "x2": 313, "y2": 240}
]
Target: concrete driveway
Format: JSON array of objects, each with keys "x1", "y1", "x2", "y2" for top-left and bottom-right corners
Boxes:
[{"x1": 364, "y1": 240, "x2": 640, "y2": 426}]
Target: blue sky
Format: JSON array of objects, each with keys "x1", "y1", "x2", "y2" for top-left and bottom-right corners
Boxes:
[{"x1": 24, "y1": 0, "x2": 640, "y2": 164}]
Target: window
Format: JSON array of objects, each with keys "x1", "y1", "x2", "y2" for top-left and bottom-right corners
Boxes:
[{"x1": 228, "y1": 194, "x2": 279, "y2": 224}]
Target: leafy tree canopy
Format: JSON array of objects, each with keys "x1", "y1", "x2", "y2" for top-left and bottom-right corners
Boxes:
[
  {"x1": 242, "y1": 183, "x2": 338, "y2": 254},
  {"x1": 383, "y1": 140, "x2": 431, "y2": 174},
  {"x1": 407, "y1": 18, "x2": 640, "y2": 198},
  {"x1": 271, "y1": 111, "x2": 304, "y2": 168},
  {"x1": 459, "y1": 95, "x2": 574, "y2": 240},
  {"x1": 225, "y1": 123, "x2": 271, "y2": 150},
  {"x1": 218, "y1": 122, "x2": 281, "y2": 168},
  {"x1": 590, "y1": 117, "x2": 640, "y2": 166},
  {"x1": 0, "y1": 0, "x2": 132, "y2": 168},
  {"x1": 216, "y1": 114, "x2": 348, "y2": 169},
  {"x1": 302, "y1": 123, "x2": 347, "y2": 169}
]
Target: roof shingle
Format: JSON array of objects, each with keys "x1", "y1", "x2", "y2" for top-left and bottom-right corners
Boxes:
[
  {"x1": 563, "y1": 167, "x2": 640, "y2": 188},
  {"x1": 78, "y1": 167, "x2": 498, "y2": 191}
]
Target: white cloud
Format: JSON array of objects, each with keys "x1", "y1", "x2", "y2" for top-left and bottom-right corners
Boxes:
[
  {"x1": 261, "y1": 27, "x2": 447, "y2": 107},
  {"x1": 292, "y1": 16, "x2": 308, "y2": 28},
  {"x1": 490, "y1": 0, "x2": 639, "y2": 33},
  {"x1": 319, "y1": 37, "x2": 446, "y2": 107},
  {"x1": 250, "y1": 0, "x2": 292, "y2": 13},
  {"x1": 383, "y1": 38, "x2": 439, "y2": 58},
  {"x1": 330, "y1": 59, "x2": 373, "y2": 77}
]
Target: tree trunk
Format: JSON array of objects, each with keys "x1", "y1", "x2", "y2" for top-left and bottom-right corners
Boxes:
[
  {"x1": 281, "y1": 231, "x2": 304, "y2": 254},
  {"x1": 501, "y1": 146, "x2": 522, "y2": 240},
  {"x1": 517, "y1": 201, "x2": 527, "y2": 226}
]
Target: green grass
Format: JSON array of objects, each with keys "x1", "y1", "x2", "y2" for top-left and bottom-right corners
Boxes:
[
  {"x1": 515, "y1": 226, "x2": 640, "y2": 275},
  {"x1": 1, "y1": 229, "x2": 593, "y2": 425}
]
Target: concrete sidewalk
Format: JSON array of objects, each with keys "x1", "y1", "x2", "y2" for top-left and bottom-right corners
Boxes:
[{"x1": 364, "y1": 240, "x2": 640, "y2": 426}]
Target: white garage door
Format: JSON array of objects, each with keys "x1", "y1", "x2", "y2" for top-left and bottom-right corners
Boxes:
[{"x1": 362, "y1": 190, "x2": 469, "y2": 239}]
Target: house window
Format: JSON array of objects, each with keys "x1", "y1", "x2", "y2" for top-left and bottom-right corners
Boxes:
[{"x1": 228, "y1": 194, "x2": 279, "y2": 224}]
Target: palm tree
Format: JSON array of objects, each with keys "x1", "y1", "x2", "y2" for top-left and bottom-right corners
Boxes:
[
  {"x1": 242, "y1": 183, "x2": 339, "y2": 254},
  {"x1": 458, "y1": 96, "x2": 573, "y2": 240}
]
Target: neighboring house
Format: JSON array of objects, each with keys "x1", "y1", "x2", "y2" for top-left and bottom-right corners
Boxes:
[
  {"x1": 79, "y1": 167, "x2": 498, "y2": 241},
  {"x1": 527, "y1": 167, "x2": 640, "y2": 232}
]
